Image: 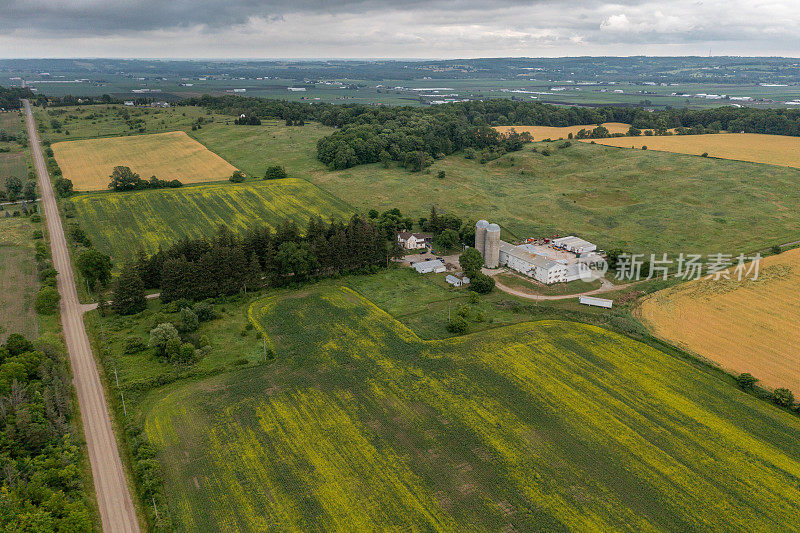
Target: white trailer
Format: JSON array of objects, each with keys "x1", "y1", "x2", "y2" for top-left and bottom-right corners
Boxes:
[{"x1": 579, "y1": 295, "x2": 613, "y2": 309}]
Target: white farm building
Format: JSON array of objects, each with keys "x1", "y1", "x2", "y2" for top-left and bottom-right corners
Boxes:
[
  {"x1": 413, "y1": 259, "x2": 446, "y2": 274},
  {"x1": 499, "y1": 241, "x2": 568, "y2": 284},
  {"x1": 552, "y1": 236, "x2": 597, "y2": 255}
]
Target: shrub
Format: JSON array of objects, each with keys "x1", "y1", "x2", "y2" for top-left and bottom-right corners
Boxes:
[
  {"x1": 32, "y1": 229, "x2": 43, "y2": 239},
  {"x1": 229, "y1": 170, "x2": 245, "y2": 183},
  {"x1": 773, "y1": 388, "x2": 795, "y2": 408},
  {"x1": 736, "y1": 373, "x2": 758, "y2": 391},
  {"x1": 642, "y1": 146, "x2": 648, "y2": 150},
  {"x1": 436, "y1": 170, "x2": 446, "y2": 179},
  {"x1": 701, "y1": 152, "x2": 709, "y2": 157},
  {"x1": 468, "y1": 291, "x2": 480, "y2": 304},
  {"x1": 192, "y1": 300, "x2": 217, "y2": 322},
  {"x1": 29, "y1": 214, "x2": 41, "y2": 223},
  {"x1": 149, "y1": 323, "x2": 179, "y2": 356},
  {"x1": 178, "y1": 307, "x2": 199, "y2": 333},
  {"x1": 35, "y1": 286, "x2": 60, "y2": 314},
  {"x1": 469, "y1": 273, "x2": 495, "y2": 294},
  {"x1": 264, "y1": 165, "x2": 287, "y2": 180},
  {"x1": 123, "y1": 336, "x2": 147, "y2": 355},
  {"x1": 770, "y1": 245, "x2": 782, "y2": 255},
  {"x1": 446, "y1": 315, "x2": 469, "y2": 334}
]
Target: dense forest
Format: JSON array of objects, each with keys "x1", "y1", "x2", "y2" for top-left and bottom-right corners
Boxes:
[
  {"x1": 0, "y1": 334, "x2": 92, "y2": 531},
  {"x1": 125, "y1": 214, "x2": 407, "y2": 306}
]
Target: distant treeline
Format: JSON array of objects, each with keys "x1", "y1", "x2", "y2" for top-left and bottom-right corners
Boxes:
[
  {"x1": 131, "y1": 215, "x2": 403, "y2": 303},
  {"x1": 188, "y1": 95, "x2": 800, "y2": 171}
]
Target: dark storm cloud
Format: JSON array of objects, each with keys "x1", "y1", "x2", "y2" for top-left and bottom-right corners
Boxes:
[{"x1": 3, "y1": 0, "x2": 556, "y2": 33}]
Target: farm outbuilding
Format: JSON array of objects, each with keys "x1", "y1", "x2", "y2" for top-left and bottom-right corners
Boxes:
[
  {"x1": 552, "y1": 236, "x2": 597, "y2": 255},
  {"x1": 446, "y1": 274, "x2": 470, "y2": 287},
  {"x1": 579, "y1": 295, "x2": 613, "y2": 308},
  {"x1": 413, "y1": 259, "x2": 446, "y2": 274},
  {"x1": 499, "y1": 241, "x2": 568, "y2": 284}
]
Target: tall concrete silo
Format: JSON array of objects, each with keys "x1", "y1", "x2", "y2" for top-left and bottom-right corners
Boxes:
[
  {"x1": 485, "y1": 223, "x2": 501, "y2": 268},
  {"x1": 475, "y1": 220, "x2": 489, "y2": 259}
]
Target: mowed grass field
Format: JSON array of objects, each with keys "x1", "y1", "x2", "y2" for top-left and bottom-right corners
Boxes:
[
  {"x1": 589, "y1": 133, "x2": 800, "y2": 169},
  {"x1": 640, "y1": 248, "x2": 800, "y2": 393},
  {"x1": 52, "y1": 131, "x2": 238, "y2": 191},
  {"x1": 141, "y1": 284, "x2": 800, "y2": 531},
  {"x1": 69, "y1": 179, "x2": 354, "y2": 261},
  {"x1": 192, "y1": 120, "x2": 800, "y2": 255},
  {"x1": 494, "y1": 122, "x2": 632, "y2": 140}
]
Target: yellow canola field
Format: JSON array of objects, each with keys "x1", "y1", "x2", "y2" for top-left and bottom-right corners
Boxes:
[
  {"x1": 640, "y1": 248, "x2": 800, "y2": 392},
  {"x1": 588, "y1": 133, "x2": 800, "y2": 169},
  {"x1": 52, "y1": 131, "x2": 238, "y2": 190},
  {"x1": 494, "y1": 122, "x2": 632, "y2": 140}
]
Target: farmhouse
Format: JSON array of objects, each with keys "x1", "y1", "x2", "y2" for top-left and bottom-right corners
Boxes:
[
  {"x1": 499, "y1": 241, "x2": 568, "y2": 284},
  {"x1": 413, "y1": 259, "x2": 446, "y2": 274},
  {"x1": 397, "y1": 231, "x2": 431, "y2": 250}
]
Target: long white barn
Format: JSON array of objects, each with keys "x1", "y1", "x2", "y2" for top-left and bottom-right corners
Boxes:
[{"x1": 499, "y1": 241, "x2": 568, "y2": 284}]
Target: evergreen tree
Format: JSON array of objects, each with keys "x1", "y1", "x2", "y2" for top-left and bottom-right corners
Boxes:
[{"x1": 113, "y1": 262, "x2": 146, "y2": 315}]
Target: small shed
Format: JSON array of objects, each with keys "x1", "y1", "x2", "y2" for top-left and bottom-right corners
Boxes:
[
  {"x1": 446, "y1": 275, "x2": 470, "y2": 287},
  {"x1": 579, "y1": 295, "x2": 613, "y2": 309},
  {"x1": 413, "y1": 259, "x2": 446, "y2": 274}
]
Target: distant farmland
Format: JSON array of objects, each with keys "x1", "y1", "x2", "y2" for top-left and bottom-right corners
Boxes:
[
  {"x1": 494, "y1": 122, "x2": 632, "y2": 140},
  {"x1": 640, "y1": 248, "x2": 800, "y2": 393},
  {"x1": 52, "y1": 131, "x2": 238, "y2": 191},
  {"x1": 69, "y1": 179, "x2": 354, "y2": 261},
  {"x1": 142, "y1": 285, "x2": 800, "y2": 531},
  {"x1": 588, "y1": 133, "x2": 800, "y2": 168}
]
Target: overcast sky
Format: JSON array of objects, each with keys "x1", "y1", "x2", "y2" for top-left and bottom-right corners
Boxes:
[{"x1": 2, "y1": 0, "x2": 798, "y2": 58}]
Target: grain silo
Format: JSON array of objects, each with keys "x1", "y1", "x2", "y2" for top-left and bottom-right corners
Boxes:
[
  {"x1": 485, "y1": 223, "x2": 501, "y2": 268},
  {"x1": 475, "y1": 220, "x2": 489, "y2": 258}
]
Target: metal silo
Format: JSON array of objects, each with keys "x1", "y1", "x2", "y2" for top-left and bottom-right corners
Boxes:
[
  {"x1": 485, "y1": 223, "x2": 501, "y2": 268},
  {"x1": 475, "y1": 220, "x2": 489, "y2": 259}
]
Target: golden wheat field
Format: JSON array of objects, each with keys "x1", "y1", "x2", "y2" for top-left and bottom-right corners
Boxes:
[
  {"x1": 640, "y1": 248, "x2": 800, "y2": 392},
  {"x1": 51, "y1": 131, "x2": 238, "y2": 190},
  {"x1": 588, "y1": 133, "x2": 800, "y2": 168},
  {"x1": 494, "y1": 122, "x2": 632, "y2": 140}
]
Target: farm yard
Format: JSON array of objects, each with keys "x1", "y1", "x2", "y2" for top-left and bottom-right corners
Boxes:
[
  {"x1": 640, "y1": 248, "x2": 800, "y2": 393},
  {"x1": 68, "y1": 178, "x2": 354, "y2": 260},
  {"x1": 138, "y1": 284, "x2": 800, "y2": 531},
  {"x1": 51, "y1": 131, "x2": 238, "y2": 191},
  {"x1": 494, "y1": 122, "x2": 633, "y2": 140},
  {"x1": 588, "y1": 133, "x2": 800, "y2": 169}
]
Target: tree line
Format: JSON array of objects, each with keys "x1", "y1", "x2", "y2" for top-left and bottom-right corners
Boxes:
[
  {"x1": 114, "y1": 214, "x2": 404, "y2": 310},
  {"x1": 0, "y1": 86, "x2": 35, "y2": 110}
]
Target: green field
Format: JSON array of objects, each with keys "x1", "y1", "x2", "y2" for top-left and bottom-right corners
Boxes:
[
  {"x1": 0, "y1": 216, "x2": 41, "y2": 342},
  {"x1": 68, "y1": 179, "x2": 354, "y2": 261},
  {"x1": 139, "y1": 283, "x2": 800, "y2": 531},
  {"x1": 35, "y1": 105, "x2": 228, "y2": 143},
  {"x1": 190, "y1": 120, "x2": 800, "y2": 255}
]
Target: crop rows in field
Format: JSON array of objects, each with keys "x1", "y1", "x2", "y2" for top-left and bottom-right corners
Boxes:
[
  {"x1": 641, "y1": 247, "x2": 800, "y2": 392},
  {"x1": 69, "y1": 178, "x2": 354, "y2": 261},
  {"x1": 143, "y1": 285, "x2": 800, "y2": 531}
]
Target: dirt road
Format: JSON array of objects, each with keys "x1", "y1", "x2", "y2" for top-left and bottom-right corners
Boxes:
[
  {"x1": 485, "y1": 267, "x2": 632, "y2": 301},
  {"x1": 24, "y1": 101, "x2": 140, "y2": 533}
]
